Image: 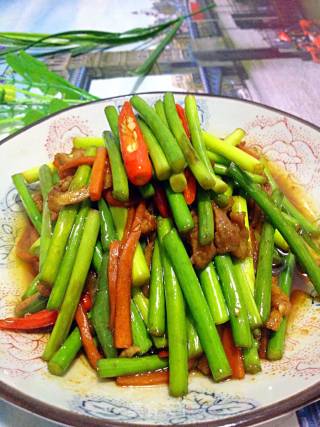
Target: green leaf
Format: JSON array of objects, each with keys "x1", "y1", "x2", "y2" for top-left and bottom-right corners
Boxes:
[
  {"x1": 23, "y1": 109, "x2": 46, "y2": 125},
  {"x1": 47, "y1": 98, "x2": 70, "y2": 114},
  {"x1": 5, "y1": 51, "x2": 97, "y2": 100},
  {"x1": 131, "y1": 19, "x2": 183, "y2": 93},
  {"x1": 0, "y1": 3, "x2": 215, "y2": 59}
]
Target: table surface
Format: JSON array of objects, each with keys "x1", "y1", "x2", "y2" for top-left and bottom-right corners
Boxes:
[{"x1": 1, "y1": 0, "x2": 320, "y2": 425}]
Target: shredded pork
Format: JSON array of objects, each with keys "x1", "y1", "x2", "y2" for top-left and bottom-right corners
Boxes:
[
  {"x1": 213, "y1": 203, "x2": 249, "y2": 259},
  {"x1": 187, "y1": 211, "x2": 216, "y2": 269},
  {"x1": 140, "y1": 209, "x2": 157, "y2": 236},
  {"x1": 48, "y1": 186, "x2": 89, "y2": 212},
  {"x1": 265, "y1": 277, "x2": 291, "y2": 331}
]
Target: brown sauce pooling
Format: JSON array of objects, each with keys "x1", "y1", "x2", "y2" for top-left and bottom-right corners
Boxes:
[{"x1": 266, "y1": 159, "x2": 318, "y2": 224}]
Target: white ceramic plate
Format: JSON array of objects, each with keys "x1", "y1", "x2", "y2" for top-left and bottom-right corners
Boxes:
[{"x1": 0, "y1": 93, "x2": 319, "y2": 427}]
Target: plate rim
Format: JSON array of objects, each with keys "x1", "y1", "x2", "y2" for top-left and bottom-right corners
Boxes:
[{"x1": 0, "y1": 91, "x2": 319, "y2": 426}]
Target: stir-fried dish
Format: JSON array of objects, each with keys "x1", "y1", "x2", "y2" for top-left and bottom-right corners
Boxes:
[{"x1": 2, "y1": 93, "x2": 320, "y2": 396}]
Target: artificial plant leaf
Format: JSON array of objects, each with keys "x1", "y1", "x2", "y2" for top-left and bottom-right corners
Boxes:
[
  {"x1": 5, "y1": 52, "x2": 97, "y2": 100},
  {"x1": 23, "y1": 109, "x2": 46, "y2": 125},
  {"x1": 47, "y1": 98, "x2": 70, "y2": 114}
]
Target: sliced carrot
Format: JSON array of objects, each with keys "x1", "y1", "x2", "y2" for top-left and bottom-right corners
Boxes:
[
  {"x1": 176, "y1": 103, "x2": 191, "y2": 138},
  {"x1": 116, "y1": 370, "x2": 169, "y2": 386},
  {"x1": 183, "y1": 169, "x2": 197, "y2": 205},
  {"x1": 114, "y1": 202, "x2": 146, "y2": 349},
  {"x1": 119, "y1": 101, "x2": 153, "y2": 186},
  {"x1": 221, "y1": 325, "x2": 245, "y2": 379},
  {"x1": 153, "y1": 184, "x2": 170, "y2": 218},
  {"x1": 89, "y1": 147, "x2": 107, "y2": 201},
  {"x1": 108, "y1": 240, "x2": 121, "y2": 330},
  {"x1": 75, "y1": 303, "x2": 102, "y2": 369},
  {"x1": 59, "y1": 156, "x2": 96, "y2": 173},
  {"x1": 104, "y1": 190, "x2": 137, "y2": 207}
]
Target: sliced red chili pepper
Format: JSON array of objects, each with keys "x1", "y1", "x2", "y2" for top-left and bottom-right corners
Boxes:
[
  {"x1": 119, "y1": 101, "x2": 153, "y2": 186},
  {"x1": 183, "y1": 169, "x2": 197, "y2": 205},
  {"x1": 0, "y1": 310, "x2": 58, "y2": 331},
  {"x1": 176, "y1": 103, "x2": 191, "y2": 139}
]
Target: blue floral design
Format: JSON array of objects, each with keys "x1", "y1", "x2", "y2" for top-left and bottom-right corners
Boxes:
[{"x1": 71, "y1": 389, "x2": 258, "y2": 424}]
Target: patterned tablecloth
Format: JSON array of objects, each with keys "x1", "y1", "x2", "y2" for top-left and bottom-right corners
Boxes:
[{"x1": 0, "y1": 1, "x2": 319, "y2": 426}]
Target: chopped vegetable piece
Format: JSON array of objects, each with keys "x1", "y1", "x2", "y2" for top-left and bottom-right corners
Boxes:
[
  {"x1": 48, "y1": 327, "x2": 82, "y2": 376},
  {"x1": 197, "y1": 186, "x2": 214, "y2": 245},
  {"x1": 110, "y1": 206, "x2": 150, "y2": 287},
  {"x1": 215, "y1": 255, "x2": 252, "y2": 348},
  {"x1": 158, "y1": 218, "x2": 188, "y2": 396},
  {"x1": 175, "y1": 103, "x2": 190, "y2": 138},
  {"x1": 42, "y1": 209, "x2": 100, "y2": 361},
  {"x1": 203, "y1": 131, "x2": 263, "y2": 173},
  {"x1": 185, "y1": 94, "x2": 227, "y2": 193},
  {"x1": 118, "y1": 101, "x2": 153, "y2": 186},
  {"x1": 255, "y1": 191, "x2": 281, "y2": 324},
  {"x1": 228, "y1": 163, "x2": 320, "y2": 295},
  {"x1": 105, "y1": 105, "x2": 120, "y2": 144},
  {"x1": 21, "y1": 162, "x2": 55, "y2": 184},
  {"x1": 40, "y1": 150, "x2": 94, "y2": 286},
  {"x1": 165, "y1": 183, "x2": 194, "y2": 233},
  {"x1": 76, "y1": 302, "x2": 102, "y2": 369},
  {"x1": 148, "y1": 239, "x2": 166, "y2": 337},
  {"x1": 224, "y1": 128, "x2": 245, "y2": 146},
  {"x1": 0, "y1": 310, "x2": 57, "y2": 330},
  {"x1": 132, "y1": 289, "x2": 168, "y2": 349},
  {"x1": 232, "y1": 196, "x2": 255, "y2": 293},
  {"x1": 130, "y1": 95, "x2": 185, "y2": 173},
  {"x1": 183, "y1": 168, "x2": 197, "y2": 205},
  {"x1": 115, "y1": 202, "x2": 145, "y2": 348},
  {"x1": 163, "y1": 228, "x2": 232, "y2": 381},
  {"x1": 39, "y1": 164, "x2": 53, "y2": 269},
  {"x1": 97, "y1": 355, "x2": 168, "y2": 378},
  {"x1": 243, "y1": 337, "x2": 262, "y2": 374},
  {"x1": 73, "y1": 136, "x2": 104, "y2": 149},
  {"x1": 12, "y1": 173, "x2": 42, "y2": 233},
  {"x1": 89, "y1": 147, "x2": 107, "y2": 201},
  {"x1": 169, "y1": 172, "x2": 187, "y2": 193},
  {"x1": 186, "y1": 314, "x2": 203, "y2": 358},
  {"x1": 47, "y1": 201, "x2": 90, "y2": 310},
  {"x1": 221, "y1": 326, "x2": 245, "y2": 379},
  {"x1": 164, "y1": 93, "x2": 215, "y2": 191},
  {"x1": 137, "y1": 118, "x2": 171, "y2": 181},
  {"x1": 267, "y1": 253, "x2": 295, "y2": 360},
  {"x1": 98, "y1": 199, "x2": 117, "y2": 251},
  {"x1": 198, "y1": 262, "x2": 229, "y2": 325},
  {"x1": 131, "y1": 300, "x2": 152, "y2": 355},
  {"x1": 103, "y1": 131, "x2": 129, "y2": 201},
  {"x1": 92, "y1": 253, "x2": 117, "y2": 358}
]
